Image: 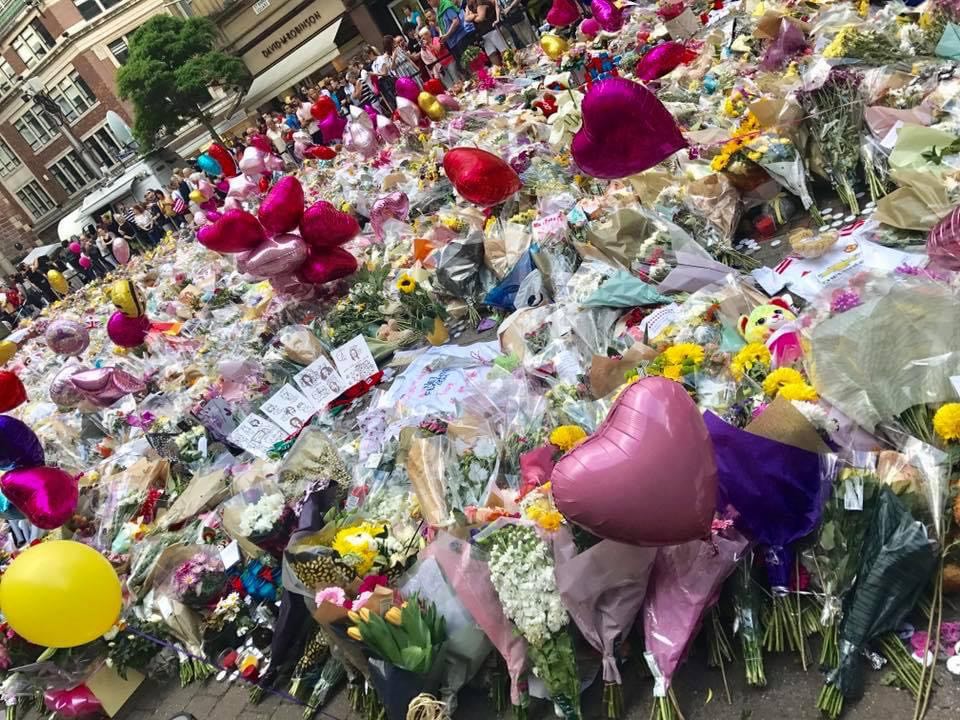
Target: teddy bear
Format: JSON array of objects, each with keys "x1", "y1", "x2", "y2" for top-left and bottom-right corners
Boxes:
[{"x1": 739, "y1": 295, "x2": 801, "y2": 366}]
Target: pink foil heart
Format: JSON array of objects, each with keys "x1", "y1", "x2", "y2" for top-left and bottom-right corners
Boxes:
[
  {"x1": 247, "y1": 134, "x2": 273, "y2": 154},
  {"x1": 70, "y1": 367, "x2": 146, "y2": 407},
  {"x1": 226, "y1": 174, "x2": 258, "y2": 199},
  {"x1": 551, "y1": 376, "x2": 717, "y2": 546},
  {"x1": 197, "y1": 209, "x2": 266, "y2": 254},
  {"x1": 396, "y1": 76, "x2": 421, "y2": 102},
  {"x1": 296, "y1": 247, "x2": 359, "y2": 285},
  {"x1": 319, "y1": 112, "x2": 346, "y2": 142},
  {"x1": 50, "y1": 363, "x2": 87, "y2": 407},
  {"x1": 258, "y1": 176, "x2": 305, "y2": 234},
  {"x1": 1, "y1": 465, "x2": 78, "y2": 530},
  {"x1": 299, "y1": 201, "x2": 360, "y2": 248},
  {"x1": 236, "y1": 234, "x2": 309, "y2": 278},
  {"x1": 571, "y1": 77, "x2": 687, "y2": 179},
  {"x1": 636, "y1": 41, "x2": 696, "y2": 81},
  {"x1": 436, "y1": 94, "x2": 461, "y2": 111},
  {"x1": 591, "y1": 0, "x2": 624, "y2": 30},
  {"x1": 546, "y1": 0, "x2": 580, "y2": 26},
  {"x1": 369, "y1": 192, "x2": 411, "y2": 242}
]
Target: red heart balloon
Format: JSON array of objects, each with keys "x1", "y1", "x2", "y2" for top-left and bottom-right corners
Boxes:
[
  {"x1": 197, "y1": 209, "x2": 266, "y2": 254},
  {"x1": 258, "y1": 176, "x2": 305, "y2": 235},
  {"x1": 571, "y1": 77, "x2": 687, "y2": 179},
  {"x1": 258, "y1": 176, "x2": 270, "y2": 193},
  {"x1": 546, "y1": 0, "x2": 580, "y2": 26},
  {"x1": 248, "y1": 134, "x2": 273, "y2": 154},
  {"x1": 0, "y1": 371, "x2": 26, "y2": 412},
  {"x1": 207, "y1": 143, "x2": 238, "y2": 177},
  {"x1": 424, "y1": 78, "x2": 445, "y2": 96},
  {"x1": 237, "y1": 234, "x2": 308, "y2": 278},
  {"x1": 443, "y1": 148, "x2": 522, "y2": 206},
  {"x1": 551, "y1": 377, "x2": 717, "y2": 545},
  {"x1": 305, "y1": 145, "x2": 337, "y2": 160},
  {"x1": 299, "y1": 201, "x2": 360, "y2": 248},
  {"x1": 2, "y1": 465, "x2": 78, "y2": 530},
  {"x1": 296, "y1": 247, "x2": 359, "y2": 285},
  {"x1": 310, "y1": 97, "x2": 336, "y2": 120}
]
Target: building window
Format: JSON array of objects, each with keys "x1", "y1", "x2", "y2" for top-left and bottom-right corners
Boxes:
[
  {"x1": 16, "y1": 181, "x2": 55, "y2": 219},
  {"x1": 12, "y1": 20, "x2": 56, "y2": 69},
  {"x1": 107, "y1": 36, "x2": 128, "y2": 65},
  {"x1": 49, "y1": 151, "x2": 96, "y2": 195},
  {"x1": 73, "y1": 0, "x2": 123, "y2": 21},
  {"x1": 49, "y1": 71, "x2": 97, "y2": 122},
  {"x1": 14, "y1": 108, "x2": 57, "y2": 150},
  {"x1": 0, "y1": 59, "x2": 16, "y2": 95},
  {"x1": 85, "y1": 125, "x2": 123, "y2": 168},
  {"x1": 0, "y1": 140, "x2": 20, "y2": 175}
]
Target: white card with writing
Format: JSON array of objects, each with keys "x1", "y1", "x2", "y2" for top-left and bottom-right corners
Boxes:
[
  {"x1": 220, "y1": 540, "x2": 241, "y2": 570},
  {"x1": 331, "y1": 335, "x2": 378, "y2": 385},
  {"x1": 194, "y1": 397, "x2": 239, "y2": 441},
  {"x1": 295, "y1": 356, "x2": 347, "y2": 407},
  {"x1": 228, "y1": 413, "x2": 286, "y2": 459},
  {"x1": 259, "y1": 384, "x2": 318, "y2": 434}
]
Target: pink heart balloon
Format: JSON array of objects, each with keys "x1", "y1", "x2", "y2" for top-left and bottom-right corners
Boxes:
[
  {"x1": 551, "y1": 377, "x2": 717, "y2": 545},
  {"x1": 296, "y1": 247, "x2": 358, "y2": 285},
  {"x1": 396, "y1": 76, "x2": 421, "y2": 102},
  {"x1": 265, "y1": 154, "x2": 285, "y2": 172},
  {"x1": 636, "y1": 41, "x2": 696, "y2": 81},
  {"x1": 198, "y1": 178, "x2": 216, "y2": 200},
  {"x1": 546, "y1": 0, "x2": 580, "y2": 26},
  {"x1": 370, "y1": 192, "x2": 411, "y2": 242},
  {"x1": 79, "y1": 255, "x2": 91, "y2": 269},
  {"x1": 591, "y1": 0, "x2": 623, "y2": 30},
  {"x1": 396, "y1": 97, "x2": 420, "y2": 127},
  {"x1": 270, "y1": 273, "x2": 315, "y2": 299},
  {"x1": 236, "y1": 234, "x2": 308, "y2": 278},
  {"x1": 50, "y1": 363, "x2": 88, "y2": 407},
  {"x1": 107, "y1": 311, "x2": 150, "y2": 348},
  {"x1": 227, "y1": 174, "x2": 258, "y2": 199},
  {"x1": 436, "y1": 93, "x2": 461, "y2": 111},
  {"x1": 248, "y1": 134, "x2": 273, "y2": 154},
  {"x1": 70, "y1": 367, "x2": 146, "y2": 406},
  {"x1": 376, "y1": 115, "x2": 401, "y2": 143},
  {"x1": 1, "y1": 466, "x2": 78, "y2": 530},
  {"x1": 239, "y1": 146, "x2": 268, "y2": 176},
  {"x1": 344, "y1": 121, "x2": 379, "y2": 158},
  {"x1": 580, "y1": 17, "x2": 601, "y2": 36},
  {"x1": 258, "y1": 176, "x2": 305, "y2": 235},
  {"x1": 571, "y1": 77, "x2": 687, "y2": 179},
  {"x1": 299, "y1": 201, "x2": 360, "y2": 248},
  {"x1": 111, "y1": 236, "x2": 131, "y2": 265},
  {"x1": 206, "y1": 209, "x2": 223, "y2": 222},
  {"x1": 197, "y1": 209, "x2": 266, "y2": 253},
  {"x1": 222, "y1": 197, "x2": 241, "y2": 211},
  {"x1": 319, "y1": 112, "x2": 347, "y2": 142}
]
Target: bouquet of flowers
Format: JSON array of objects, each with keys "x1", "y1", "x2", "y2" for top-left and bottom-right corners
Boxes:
[
  {"x1": 822, "y1": 27, "x2": 900, "y2": 65},
  {"x1": 744, "y1": 131, "x2": 815, "y2": 211},
  {"x1": 105, "y1": 619, "x2": 165, "y2": 680},
  {"x1": 170, "y1": 549, "x2": 228, "y2": 609},
  {"x1": 227, "y1": 487, "x2": 295, "y2": 558}
]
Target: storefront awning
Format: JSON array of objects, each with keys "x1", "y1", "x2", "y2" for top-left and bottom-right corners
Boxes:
[{"x1": 242, "y1": 18, "x2": 344, "y2": 110}]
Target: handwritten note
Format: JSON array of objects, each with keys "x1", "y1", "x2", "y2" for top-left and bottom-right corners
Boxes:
[
  {"x1": 331, "y1": 336, "x2": 378, "y2": 385},
  {"x1": 295, "y1": 355, "x2": 347, "y2": 407},
  {"x1": 193, "y1": 397, "x2": 239, "y2": 441},
  {"x1": 228, "y1": 413, "x2": 286, "y2": 459},
  {"x1": 259, "y1": 384, "x2": 318, "y2": 434}
]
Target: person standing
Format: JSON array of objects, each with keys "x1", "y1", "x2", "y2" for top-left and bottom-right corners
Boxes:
[
  {"x1": 132, "y1": 203, "x2": 160, "y2": 247},
  {"x1": 30, "y1": 258, "x2": 59, "y2": 302},
  {"x1": 372, "y1": 39, "x2": 399, "y2": 112},
  {"x1": 465, "y1": 0, "x2": 507, "y2": 65},
  {"x1": 498, "y1": 0, "x2": 533, "y2": 47},
  {"x1": 429, "y1": 0, "x2": 472, "y2": 70}
]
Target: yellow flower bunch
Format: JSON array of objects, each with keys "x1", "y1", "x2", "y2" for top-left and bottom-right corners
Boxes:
[
  {"x1": 484, "y1": 216, "x2": 498, "y2": 234},
  {"x1": 778, "y1": 382, "x2": 819, "y2": 402},
  {"x1": 526, "y1": 503, "x2": 564, "y2": 532},
  {"x1": 396, "y1": 274, "x2": 417, "y2": 294},
  {"x1": 549, "y1": 424, "x2": 587, "y2": 452},
  {"x1": 823, "y1": 27, "x2": 855, "y2": 58},
  {"x1": 441, "y1": 216, "x2": 465, "y2": 232},
  {"x1": 332, "y1": 522, "x2": 384, "y2": 576},
  {"x1": 933, "y1": 403, "x2": 960, "y2": 442},
  {"x1": 662, "y1": 343, "x2": 705, "y2": 366},
  {"x1": 711, "y1": 112, "x2": 761, "y2": 172},
  {"x1": 761, "y1": 367, "x2": 805, "y2": 396},
  {"x1": 730, "y1": 342, "x2": 771, "y2": 381},
  {"x1": 723, "y1": 90, "x2": 747, "y2": 118},
  {"x1": 509, "y1": 209, "x2": 538, "y2": 224}
]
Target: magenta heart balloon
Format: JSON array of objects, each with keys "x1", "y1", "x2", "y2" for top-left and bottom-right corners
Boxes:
[
  {"x1": 551, "y1": 377, "x2": 717, "y2": 545},
  {"x1": 580, "y1": 17, "x2": 601, "y2": 36},
  {"x1": 370, "y1": 192, "x2": 411, "y2": 242},
  {"x1": 300, "y1": 201, "x2": 360, "y2": 248},
  {"x1": 50, "y1": 363, "x2": 88, "y2": 407},
  {"x1": 197, "y1": 209, "x2": 266, "y2": 254},
  {"x1": 591, "y1": 0, "x2": 623, "y2": 30},
  {"x1": 928, "y1": 205, "x2": 960, "y2": 270},
  {"x1": 636, "y1": 41, "x2": 693, "y2": 81},
  {"x1": 2, "y1": 466, "x2": 78, "y2": 529},
  {"x1": 296, "y1": 247, "x2": 359, "y2": 285},
  {"x1": 571, "y1": 77, "x2": 687, "y2": 179},
  {"x1": 71, "y1": 366, "x2": 145, "y2": 406},
  {"x1": 319, "y1": 112, "x2": 347, "y2": 142},
  {"x1": 436, "y1": 94, "x2": 461, "y2": 111},
  {"x1": 248, "y1": 134, "x2": 273, "y2": 154},
  {"x1": 258, "y1": 176, "x2": 305, "y2": 235},
  {"x1": 395, "y1": 76, "x2": 421, "y2": 102},
  {"x1": 547, "y1": 0, "x2": 580, "y2": 26},
  {"x1": 107, "y1": 312, "x2": 151, "y2": 348},
  {"x1": 236, "y1": 234, "x2": 308, "y2": 278}
]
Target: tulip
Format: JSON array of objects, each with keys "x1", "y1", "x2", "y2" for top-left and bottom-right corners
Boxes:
[
  {"x1": 347, "y1": 626, "x2": 363, "y2": 642},
  {"x1": 358, "y1": 608, "x2": 372, "y2": 622},
  {"x1": 347, "y1": 611, "x2": 362, "y2": 624},
  {"x1": 385, "y1": 607, "x2": 403, "y2": 626}
]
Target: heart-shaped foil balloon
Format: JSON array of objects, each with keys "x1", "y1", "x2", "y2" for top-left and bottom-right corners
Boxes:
[
  {"x1": 44, "y1": 319, "x2": 89, "y2": 357},
  {"x1": 319, "y1": 112, "x2": 346, "y2": 142},
  {"x1": 395, "y1": 96, "x2": 421, "y2": 127},
  {"x1": 344, "y1": 121, "x2": 379, "y2": 158},
  {"x1": 1, "y1": 465, "x2": 77, "y2": 530},
  {"x1": 111, "y1": 236, "x2": 131, "y2": 265},
  {"x1": 443, "y1": 148, "x2": 522, "y2": 206},
  {"x1": 299, "y1": 201, "x2": 361, "y2": 248},
  {"x1": 928, "y1": 205, "x2": 960, "y2": 271},
  {"x1": 296, "y1": 247, "x2": 359, "y2": 285},
  {"x1": 310, "y1": 96, "x2": 336, "y2": 120},
  {"x1": 0, "y1": 416, "x2": 43, "y2": 469},
  {"x1": 591, "y1": 0, "x2": 623, "y2": 30},
  {"x1": 636, "y1": 41, "x2": 697, "y2": 81},
  {"x1": 305, "y1": 145, "x2": 337, "y2": 160},
  {"x1": 107, "y1": 312, "x2": 150, "y2": 348},
  {"x1": 546, "y1": 0, "x2": 580, "y2": 26},
  {"x1": 551, "y1": 376, "x2": 717, "y2": 545},
  {"x1": 376, "y1": 115, "x2": 401, "y2": 143},
  {"x1": 571, "y1": 77, "x2": 687, "y2": 179},
  {"x1": 70, "y1": 367, "x2": 146, "y2": 407},
  {"x1": 50, "y1": 363, "x2": 87, "y2": 407},
  {"x1": 236, "y1": 234, "x2": 309, "y2": 278},
  {"x1": 0, "y1": 371, "x2": 26, "y2": 413},
  {"x1": 197, "y1": 209, "x2": 266, "y2": 254},
  {"x1": 370, "y1": 192, "x2": 411, "y2": 242},
  {"x1": 424, "y1": 78, "x2": 445, "y2": 96},
  {"x1": 258, "y1": 176, "x2": 305, "y2": 235},
  {"x1": 436, "y1": 94, "x2": 461, "y2": 111},
  {"x1": 418, "y1": 92, "x2": 446, "y2": 121},
  {"x1": 226, "y1": 174, "x2": 259, "y2": 199},
  {"x1": 239, "y1": 146, "x2": 268, "y2": 176},
  {"x1": 247, "y1": 134, "x2": 273, "y2": 154},
  {"x1": 580, "y1": 17, "x2": 601, "y2": 36},
  {"x1": 396, "y1": 76, "x2": 420, "y2": 102},
  {"x1": 207, "y1": 143, "x2": 237, "y2": 177}
]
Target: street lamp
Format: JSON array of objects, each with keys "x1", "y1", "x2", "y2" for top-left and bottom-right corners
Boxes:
[{"x1": 21, "y1": 77, "x2": 103, "y2": 180}]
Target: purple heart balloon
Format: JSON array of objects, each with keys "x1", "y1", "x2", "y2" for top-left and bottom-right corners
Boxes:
[
  {"x1": 50, "y1": 363, "x2": 87, "y2": 407},
  {"x1": 296, "y1": 247, "x2": 359, "y2": 285},
  {"x1": 70, "y1": 367, "x2": 145, "y2": 407},
  {"x1": 591, "y1": 0, "x2": 623, "y2": 30},
  {"x1": 0, "y1": 416, "x2": 43, "y2": 469},
  {"x1": 236, "y1": 234, "x2": 309, "y2": 278},
  {"x1": 197, "y1": 209, "x2": 266, "y2": 254},
  {"x1": 1, "y1": 465, "x2": 77, "y2": 529},
  {"x1": 370, "y1": 192, "x2": 411, "y2": 242},
  {"x1": 300, "y1": 201, "x2": 360, "y2": 248},
  {"x1": 45, "y1": 319, "x2": 89, "y2": 357},
  {"x1": 547, "y1": 0, "x2": 580, "y2": 26},
  {"x1": 107, "y1": 312, "x2": 150, "y2": 348},
  {"x1": 571, "y1": 77, "x2": 687, "y2": 179},
  {"x1": 636, "y1": 41, "x2": 693, "y2": 81},
  {"x1": 257, "y1": 176, "x2": 305, "y2": 235},
  {"x1": 319, "y1": 112, "x2": 346, "y2": 142}
]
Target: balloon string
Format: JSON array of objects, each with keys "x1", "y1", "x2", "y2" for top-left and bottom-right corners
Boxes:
[{"x1": 125, "y1": 626, "x2": 349, "y2": 720}]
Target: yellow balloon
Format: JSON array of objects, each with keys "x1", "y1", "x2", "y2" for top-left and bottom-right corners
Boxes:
[
  {"x1": 540, "y1": 34, "x2": 568, "y2": 60},
  {"x1": 189, "y1": 189, "x2": 205, "y2": 204},
  {"x1": 0, "y1": 340, "x2": 16, "y2": 365},
  {"x1": 417, "y1": 91, "x2": 446, "y2": 122},
  {"x1": 110, "y1": 279, "x2": 144, "y2": 318},
  {"x1": 46, "y1": 269, "x2": 68, "y2": 296},
  {"x1": 0, "y1": 540, "x2": 121, "y2": 647}
]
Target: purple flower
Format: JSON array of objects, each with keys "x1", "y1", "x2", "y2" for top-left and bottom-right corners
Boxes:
[{"x1": 829, "y1": 289, "x2": 861, "y2": 313}]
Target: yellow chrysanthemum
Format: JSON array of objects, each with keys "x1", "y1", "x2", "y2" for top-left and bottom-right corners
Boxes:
[
  {"x1": 662, "y1": 364, "x2": 684, "y2": 381},
  {"x1": 762, "y1": 367, "x2": 805, "y2": 396},
  {"x1": 730, "y1": 342, "x2": 771, "y2": 380},
  {"x1": 662, "y1": 343, "x2": 705, "y2": 366},
  {"x1": 526, "y1": 505, "x2": 564, "y2": 532},
  {"x1": 549, "y1": 425, "x2": 587, "y2": 452},
  {"x1": 777, "y1": 382, "x2": 819, "y2": 402},
  {"x1": 933, "y1": 403, "x2": 960, "y2": 442},
  {"x1": 332, "y1": 522, "x2": 384, "y2": 576},
  {"x1": 396, "y1": 274, "x2": 417, "y2": 294}
]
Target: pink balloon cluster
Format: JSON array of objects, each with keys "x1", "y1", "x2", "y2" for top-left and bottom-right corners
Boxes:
[
  {"x1": 198, "y1": 176, "x2": 359, "y2": 290},
  {"x1": 370, "y1": 192, "x2": 411, "y2": 242},
  {"x1": 343, "y1": 106, "x2": 404, "y2": 158}
]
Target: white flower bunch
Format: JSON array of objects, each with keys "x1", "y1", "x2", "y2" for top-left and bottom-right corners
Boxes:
[
  {"x1": 486, "y1": 524, "x2": 568, "y2": 646},
  {"x1": 211, "y1": 592, "x2": 242, "y2": 623},
  {"x1": 238, "y1": 492, "x2": 286, "y2": 536}
]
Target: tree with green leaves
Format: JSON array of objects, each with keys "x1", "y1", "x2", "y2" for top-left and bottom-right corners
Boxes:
[{"x1": 116, "y1": 15, "x2": 251, "y2": 148}]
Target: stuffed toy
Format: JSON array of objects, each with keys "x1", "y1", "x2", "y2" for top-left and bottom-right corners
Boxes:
[{"x1": 739, "y1": 296, "x2": 801, "y2": 366}]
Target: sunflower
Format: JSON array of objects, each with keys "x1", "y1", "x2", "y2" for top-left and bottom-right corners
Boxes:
[
  {"x1": 332, "y1": 522, "x2": 385, "y2": 576},
  {"x1": 933, "y1": 403, "x2": 960, "y2": 442},
  {"x1": 730, "y1": 342, "x2": 771, "y2": 381},
  {"x1": 661, "y1": 364, "x2": 684, "y2": 381},
  {"x1": 549, "y1": 425, "x2": 587, "y2": 452},
  {"x1": 762, "y1": 367, "x2": 805, "y2": 397},
  {"x1": 396, "y1": 274, "x2": 417, "y2": 294},
  {"x1": 777, "y1": 382, "x2": 819, "y2": 402},
  {"x1": 662, "y1": 343, "x2": 705, "y2": 366}
]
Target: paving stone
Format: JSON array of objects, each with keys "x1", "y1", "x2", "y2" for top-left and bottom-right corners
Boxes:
[
  {"x1": 185, "y1": 693, "x2": 221, "y2": 718},
  {"x1": 206, "y1": 686, "x2": 250, "y2": 720}
]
